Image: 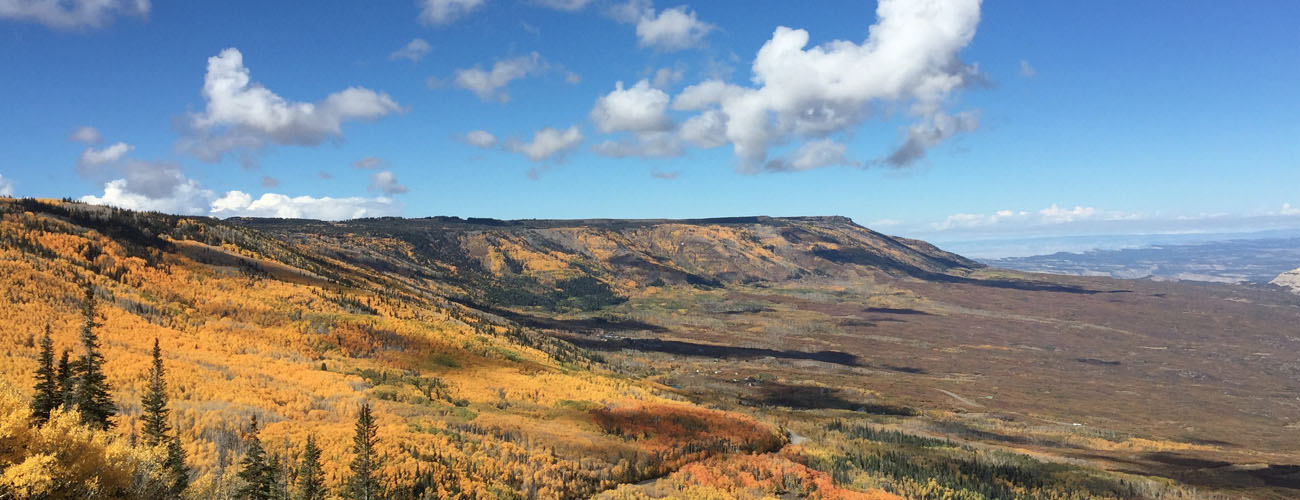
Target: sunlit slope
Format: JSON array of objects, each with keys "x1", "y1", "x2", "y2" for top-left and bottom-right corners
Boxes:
[
  {"x1": 0, "y1": 199, "x2": 793, "y2": 498},
  {"x1": 229, "y1": 215, "x2": 981, "y2": 312}
]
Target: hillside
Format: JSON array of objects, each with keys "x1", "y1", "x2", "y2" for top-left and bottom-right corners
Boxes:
[{"x1": 2, "y1": 198, "x2": 1299, "y2": 499}]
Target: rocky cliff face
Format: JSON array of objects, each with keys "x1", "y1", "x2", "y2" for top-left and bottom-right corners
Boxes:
[{"x1": 1271, "y1": 267, "x2": 1300, "y2": 294}]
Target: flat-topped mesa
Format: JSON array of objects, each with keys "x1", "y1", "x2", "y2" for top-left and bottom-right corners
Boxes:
[{"x1": 228, "y1": 211, "x2": 980, "y2": 310}]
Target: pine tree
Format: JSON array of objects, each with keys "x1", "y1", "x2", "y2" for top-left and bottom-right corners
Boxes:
[
  {"x1": 165, "y1": 434, "x2": 192, "y2": 496},
  {"x1": 73, "y1": 285, "x2": 116, "y2": 430},
  {"x1": 347, "y1": 402, "x2": 383, "y2": 500},
  {"x1": 140, "y1": 338, "x2": 171, "y2": 446},
  {"x1": 296, "y1": 434, "x2": 326, "y2": 500},
  {"x1": 56, "y1": 349, "x2": 74, "y2": 407},
  {"x1": 236, "y1": 416, "x2": 274, "y2": 500},
  {"x1": 30, "y1": 325, "x2": 61, "y2": 425},
  {"x1": 268, "y1": 453, "x2": 288, "y2": 500}
]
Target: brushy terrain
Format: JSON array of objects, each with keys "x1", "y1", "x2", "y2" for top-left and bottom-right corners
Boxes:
[{"x1": 2, "y1": 198, "x2": 1298, "y2": 499}]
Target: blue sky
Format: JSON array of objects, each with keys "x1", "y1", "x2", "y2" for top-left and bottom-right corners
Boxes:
[{"x1": 1, "y1": 0, "x2": 1298, "y2": 251}]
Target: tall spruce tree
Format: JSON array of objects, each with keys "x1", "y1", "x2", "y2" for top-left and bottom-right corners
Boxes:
[
  {"x1": 30, "y1": 326, "x2": 61, "y2": 425},
  {"x1": 296, "y1": 434, "x2": 326, "y2": 500},
  {"x1": 347, "y1": 402, "x2": 382, "y2": 500},
  {"x1": 236, "y1": 416, "x2": 274, "y2": 500},
  {"x1": 56, "y1": 349, "x2": 74, "y2": 407},
  {"x1": 165, "y1": 434, "x2": 192, "y2": 497},
  {"x1": 73, "y1": 285, "x2": 116, "y2": 430},
  {"x1": 140, "y1": 338, "x2": 171, "y2": 446}
]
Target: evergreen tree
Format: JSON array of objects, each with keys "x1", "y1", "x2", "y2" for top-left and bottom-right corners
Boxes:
[
  {"x1": 347, "y1": 402, "x2": 383, "y2": 500},
  {"x1": 73, "y1": 285, "x2": 116, "y2": 430},
  {"x1": 268, "y1": 453, "x2": 288, "y2": 500},
  {"x1": 56, "y1": 349, "x2": 74, "y2": 407},
  {"x1": 236, "y1": 416, "x2": 274, "y2": 500},
  {"x1": 30, "y1": 325, "x2": 61, "y2": 425},
  {"x1": 140, "y1": 338, "x2": 171, "y2": 446},
  {"x1": 164, "y1": 434, "x2": 192, "y2": 497},
  {"x1": 296, "y1": 434, "x2": 326, "y2": 500}
]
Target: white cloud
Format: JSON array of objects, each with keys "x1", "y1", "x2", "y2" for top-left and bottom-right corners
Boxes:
[
  {"x1": 389, "y1": 38, "x2": 432, "y2": 62},
  {"x1": 672, "y1": 0, "x2": 983, "y2": 172},
  {"x1": 1282, "y1": 203, "x2": 1300, "y2": 216},
  {"x1": 678, "y1": 110, "x2": 727, "y2": 148},
  {"x1": 505, "y1": 126, "x2": 583, "y2": 162},
  {"x1": 452, "y1": 52, "x2": 544, "y2": 102},
  {"x1": 419, "y1": 0, "x2": 485, "y2": 25},
  {"x1": 80, "y1": 161, "x2": 398, "y2": 220},
  {"x1": 182, "y1": 48, "x2": 401, "y2": 163},
  {"x1": 590, "y1": 80, "x2": 673, "y2": 133},
  {"x1": 368, "y1": 170, "x2": 409, "y2": 195},
  {"x1": 592, "y1": 131, "x2": 682, "y2": 158},
  {"x1": 764, "y1": 139, "x2": 856, "y2": 172},
  {"x1": 461, "y1": 130, "x2": 497, "y2": 148},
  {"x1": 565, "y1": 71, "x2": 582, "y2": 84},
  {"x1": 0, "y1": 174, "x2": 13, "y2": 197},
  {"x1": 611, "y1": 1, "x2": 714, "y2": 51},
  {"x1": 68, "y1": 126, "x2": 102, "y2": 144},
  {"x1": 533, "y1": 0, "x2": 591, "y2": 11},
  {"x1": 78, "y1": 141, "x2": 132, "y2": 169},
  {"x1": 1019, "y1": 59, "x2": 1036, "y2": 78},
  {"x1": 0, "y1": 0, "x2": 149, "y2": 29},
  {"x1": 352, "y1": 156, "x2": 385, "y2": 169},
  {"x1": 210, "y1": 192, "x2": 399, "y2": 219},
  {"x1": 651, "y1": 66, "x2": 684, "y2": 89},
  {"x1": 929, "y1": 205, "x2": 1137, "y2": 231}
]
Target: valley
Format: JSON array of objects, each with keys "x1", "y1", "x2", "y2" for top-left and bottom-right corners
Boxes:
[{"x1": 2, "y1": 198, "x2": 1298, "y2": 499}]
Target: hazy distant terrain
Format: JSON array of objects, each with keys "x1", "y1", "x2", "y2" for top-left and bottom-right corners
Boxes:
[{"x1": 984, "y1": 237, "x2": 1300, "y2": 284}]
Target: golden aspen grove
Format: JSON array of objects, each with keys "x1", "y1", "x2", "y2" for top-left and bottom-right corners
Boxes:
[{"x1": 2, "y1": 198, "x2": 1298, "y2": 500}]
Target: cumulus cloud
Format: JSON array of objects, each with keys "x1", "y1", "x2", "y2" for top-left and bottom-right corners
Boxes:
[
  {"x1": 590, "y1": 80, "x2": 673, "y2": 133},
  {"x1": 672, "y1": 0, "x2": 983, "y2": 172},
  {"x1": 1282, "y1": 203, "x2": 1300, "y2": 216},
  {"x1": 0, "y1": 174, "x2": 13, "y2": 197},
  {"x1": 764, "y1": 139, "x2": 857, "y2": 172},
  {"x1": 451, "y1": 52, "x2": 545, "y2": 102},
  {"x1": 0, "y1": 0, "x2": 149, "y2": 29},
  {"x1": 389, "y1": 38, "x2": 432, "y2": 62},
  {"x1": 181, "y1": 48, "x2": 402, "y2": 163},
  {"x1": 461, "y1": 130, "x2": 497, "y2": 148},
  {"x1": 505, "y1": 125, "x2": 583, "y2": 162},
  {"x1": 80, "y1": 161, "x2": 398, "y2": 219},
  {"x1": 533, "y1": 0, "x2": 591, "y2": 11},
  {"x1": 611, "y1": 0, "x2": 714, "y2": 51},
  {"x1": 368, "y1": 170, "x2": 409, "y2": 195},
  {"x1": 419, "y1": 0, "x2": 485, "y2": 25},
  {"x1": 678, "y1": 110, "x2": 727, "y2": 148},
  {"x1": 77, "y1": 141, "x2": 133, "y2": 170},
  {"x1": 592, "y1": 131, "x2": 682, "y2": 158},
  {"x1": 352, "y1": 156, "x2": 386, "y2": 169},
  {"x1": 68, "y1": 126, "x2": 102, "y2": 144},
  {"x1": 651, "y1": 66, "x2": 684, "y2": 89}
]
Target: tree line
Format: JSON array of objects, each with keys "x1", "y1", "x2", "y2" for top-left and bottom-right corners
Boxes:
[{"x1": 21, "y1": 285, "x2": 395, "y2": 500}]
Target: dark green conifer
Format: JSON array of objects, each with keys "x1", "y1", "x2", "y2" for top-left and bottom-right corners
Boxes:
[
  {"x1": 296, "y1": 434, "x2": 326, "y2": 500},
  {"x1": 140, "y1": 338, "x2": 171, "y2": 446},
  {"x1": 164, "y1": 434, "x2": 191, "y2": 496},
  {"x1": 56, "y1": 349, "x2": 74, "y2": 407},
  {"x1": 30, "y1": 325, "x2": 60, "y2": 425},
  {"x1": 236, "y1": 416, "x2": 274, "y2": 500},
  {"x1": 347, "y1": 402, "x2": 383, "y2": 500},
  {"x1": 73, "y1": 285, "x2": 116, "y2": 430}
]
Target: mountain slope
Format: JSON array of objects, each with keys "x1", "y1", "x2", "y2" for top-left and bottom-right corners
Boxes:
[{"x1": 1272, "y1": 267, "x2": 1300, "y2": 294}]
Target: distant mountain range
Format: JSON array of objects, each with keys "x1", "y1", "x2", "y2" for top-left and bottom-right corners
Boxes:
[{"x1": 984, "y1": 236, "x2": 1300, "y2": 284}]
